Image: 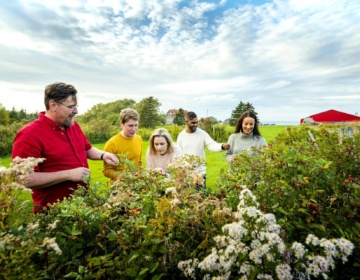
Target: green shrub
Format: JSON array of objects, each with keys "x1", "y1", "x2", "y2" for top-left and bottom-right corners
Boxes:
[
  {"x1": 136, "y1": 128, "x2": 152, "y2": 141},
  {"x1": 162, "y1": 125, "x2": 184, "y2": 141},
  {"x1": 217, "y1": 125, "x2": 360, "y2": 278},
  {"x1": 0, "y1": 155, "x2": 233, "y2": 279},
  {"x1": 0, "y1": 122, "x2": 24, "y2": 157},
  {"x1": 1, "y1": 126, "x2": 358, "y2": 279},
  {"x1": 81, "y1": 120, "x2": 118, "y2": 144}
]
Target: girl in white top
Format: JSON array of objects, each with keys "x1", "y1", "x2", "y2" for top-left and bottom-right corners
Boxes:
[{"x1": 146, "y1": 128, "x2": 183, "y2": 174}]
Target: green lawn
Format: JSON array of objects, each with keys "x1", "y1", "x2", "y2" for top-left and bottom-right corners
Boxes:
[{"x1": 1, "y1": 125, "x2": 290, "y2": 198}]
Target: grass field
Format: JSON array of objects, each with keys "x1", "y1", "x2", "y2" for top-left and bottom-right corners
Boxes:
[{"x1": 0, "y1": 125, "x2": 291, "y2": 201}]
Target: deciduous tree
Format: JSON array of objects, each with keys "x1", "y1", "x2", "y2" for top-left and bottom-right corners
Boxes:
[{"x1": 0, "y1": 104, "x2": 10, "y2": 125}]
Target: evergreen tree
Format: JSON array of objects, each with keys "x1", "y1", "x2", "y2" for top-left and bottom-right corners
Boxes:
[
  {"x1": 173, "y1": 108, "x2": 186, "y2": 125},
  {"x1": 135, "y1": 96, "x2": 162, "y2": 129},
  {"x1": 229, "y1": 102, "x2": 257, "y2": 126}
]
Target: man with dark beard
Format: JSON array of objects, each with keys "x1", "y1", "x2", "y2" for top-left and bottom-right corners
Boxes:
[
  {"x1": 12, "y1": 82, "x2": 119, "y2": 212},
  {"x1": 177, "y1": 111, "x2": 230, "y2": 188}
]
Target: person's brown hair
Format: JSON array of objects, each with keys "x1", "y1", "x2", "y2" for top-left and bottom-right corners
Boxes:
[
  {"x1": 235, "y1": 110, "x2": 262, "y2": 136},
  {"x1": 44, "y1": 82, "x2": 77, "y2": 110},
  {"x1": 119, "y1": 108, "x2": 139, "y2": 124}
]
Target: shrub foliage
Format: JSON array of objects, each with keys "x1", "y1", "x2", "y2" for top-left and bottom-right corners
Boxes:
[{"x1": 1, "y1": 125, "x2": 359, "y2": 279}]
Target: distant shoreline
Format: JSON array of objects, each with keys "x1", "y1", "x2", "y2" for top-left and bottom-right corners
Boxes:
[{"x1": 261, "y1": 121, "x2": 299, "y2": 126}]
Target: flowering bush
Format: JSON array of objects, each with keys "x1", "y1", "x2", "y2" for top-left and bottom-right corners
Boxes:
[
  {"x1": 0, "y1": 155, "x2": 234, "y2": 279},
  {"x1": 217, "y1": 125, "x2": 360, "y2": 278},
  {"x1": 0, "y1": 157, "x2": 44, "y2": 230},
  {"x1": 0, "y1": 125, "x2": 358, "y2": 279},
  {"x1": 178, "y1": 188, "x2": 354, "y2": 279}
]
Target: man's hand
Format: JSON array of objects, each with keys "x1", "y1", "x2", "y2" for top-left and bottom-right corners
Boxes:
[
  {"x1": 68, "y1": 167, "x2": 91, "y2": 181},
  {"x1": 102, "y1": 152, "x2": 119, "y2": 166},
  {"x1": 222, "y1": 143, "x2": 230, "y2": 150}
]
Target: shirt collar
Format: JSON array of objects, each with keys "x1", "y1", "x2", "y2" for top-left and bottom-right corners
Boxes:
[{"x1": 39, "y1": 111, "x2": 64, "y2": 130}]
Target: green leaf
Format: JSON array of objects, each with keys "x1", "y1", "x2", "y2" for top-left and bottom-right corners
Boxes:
[
  {"x1": 156, "y1": 245, "x2": 167, "y2": 254},
  {"x1": 126, "y1": 268, "x2": 137, "y2": 277},
  {"x1": 277, "y1": 207, "x2": 287, "y2": 215},
  {"x1": 149, "y1": 261, "x2": 159, "y2": 273},
  {"x1": 139, "y1": 268, "x2": 149, "y2": 275},
  {"x1": 64, "y1": 272, "x2": 79, "y2": 278},
  {"x1": 107, "y1": 230, "x2": 117, "y2": 241},
  {"x1": 78, "y1": 265, "x2": 84, "y2": 274},
  {"x1": 128, "y1": 251, "x2": 140, "y2": 263},
  {"x1": 151, "y1": 274, "x2": 165, "y2": 280},
  {"x1": 71, "y1": 229, "x2": 82, "y2": 236}
]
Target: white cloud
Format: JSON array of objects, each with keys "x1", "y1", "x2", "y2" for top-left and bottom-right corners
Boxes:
[{"x1": 0, "y1": 0, "x2": 359, "y2": 123}]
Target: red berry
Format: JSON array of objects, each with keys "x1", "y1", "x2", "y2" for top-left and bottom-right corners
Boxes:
[
  {"x1": 308, "y1": 202, "x2": 313, "y2": 207},
  {"x1": 312, "y1": 210, "x2": 317, "y2": 215}
]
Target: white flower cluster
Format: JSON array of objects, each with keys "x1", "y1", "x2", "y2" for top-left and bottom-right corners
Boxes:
[
  {"x1": 47, "y1": 220, "x2": 60, "y2": 231},
  {"x1": 165, "y1": 187, "x2": 182, "y2": 208},
  {"x1": 178, "y1": 258, "x2": 199, "y2": 279},
  {"x1": 0, "y1": 234, "x2": 20, "y2": 251},
  {"x1": 167, "y1": 155, "x2": 205, "y2": 188},
  {"x1": 1, "y1": 157, "x2": 44, "y2": 190},
  {"x1": 27, "y1": 221, "x2": 40, "y2": 232},
  {"x1": 43, "y1": 237, "x2": 62, "y2": 255},
  {"x1": 178, "y1": 187, "x2": 355, "y2": 280},
  {"x1": 302, "y1": 234, "x2": 355, "y2": 278}
]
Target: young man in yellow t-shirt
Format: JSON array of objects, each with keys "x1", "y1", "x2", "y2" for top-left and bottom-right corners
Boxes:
[{"x1": 102, "y1": 108, "x2": 142, "y2": 181}]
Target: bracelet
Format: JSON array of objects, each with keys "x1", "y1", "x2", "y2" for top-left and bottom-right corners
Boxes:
[
  {"x1": 100, "y1": 153, "x2": 105, "y2": 160},
  {"x1": 221, "y1": 144, "x2": 225, "y2": 150}
]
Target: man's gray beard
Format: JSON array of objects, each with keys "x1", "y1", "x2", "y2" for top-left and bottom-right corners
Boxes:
[{"x1": 64, "y1": 119, "x2": 74, "y2": 127}]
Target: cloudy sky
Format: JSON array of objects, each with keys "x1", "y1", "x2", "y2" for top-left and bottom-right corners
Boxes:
[{"x1": 0, "y1": 0, "x2": 359, "y2": 123}]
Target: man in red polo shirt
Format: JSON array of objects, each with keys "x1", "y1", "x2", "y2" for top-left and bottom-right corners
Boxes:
[{"x1": 12, "y1": 82, "x2": 119, "y2": 212}]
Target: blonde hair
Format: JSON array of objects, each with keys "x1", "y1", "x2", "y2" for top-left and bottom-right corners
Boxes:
[
  {"x1": 149, "y1": 128, "x2": 174, "y2": 155},
  {"x1": 119, "y1": 108, "x2": 139, "y2": 124}
]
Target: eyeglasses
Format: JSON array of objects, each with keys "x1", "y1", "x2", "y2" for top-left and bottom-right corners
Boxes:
[{"x1": 57, "y1": 102, "x2": 79, "y2": 111}]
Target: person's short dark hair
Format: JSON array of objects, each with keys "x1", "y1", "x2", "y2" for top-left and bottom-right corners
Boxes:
[
  {"x1": 235, "y1": 110, "x2": 262, "y2": 137},
  {"x1": 186, "y1": 111, "x2": 197, "y2": 120},
  {"x1": 44, "y1": 82, "x2": 77, "y2": 110}
]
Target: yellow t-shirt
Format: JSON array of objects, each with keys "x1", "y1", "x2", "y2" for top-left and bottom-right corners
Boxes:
[{"x1": 102, "y1": 133, "x2": 142, "y2": 180}]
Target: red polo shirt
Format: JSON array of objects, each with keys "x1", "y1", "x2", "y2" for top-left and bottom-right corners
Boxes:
[{"x1": 12, "y1": 112, "x2": 92, "y2": 212}]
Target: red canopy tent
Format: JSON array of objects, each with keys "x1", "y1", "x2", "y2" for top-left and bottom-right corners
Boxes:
[{"x1": 300, "y1": 109, "x2": 360, "y2": 124}]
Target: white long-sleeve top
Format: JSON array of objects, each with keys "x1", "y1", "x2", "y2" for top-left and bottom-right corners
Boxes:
[
  {"x1": 146, "y1": 144, "x2": 183, "y2": 172},
  {"x1": 177, "y1": 128, "x2": 223, "y2": 175}
]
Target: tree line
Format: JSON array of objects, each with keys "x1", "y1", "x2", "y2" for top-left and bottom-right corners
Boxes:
[
  {"x1": 0, "y1": 98, "x2": 258, "y2": 128},
  {"x1": 0, "y1": 105, "x2": 38, "y2": 125}
]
